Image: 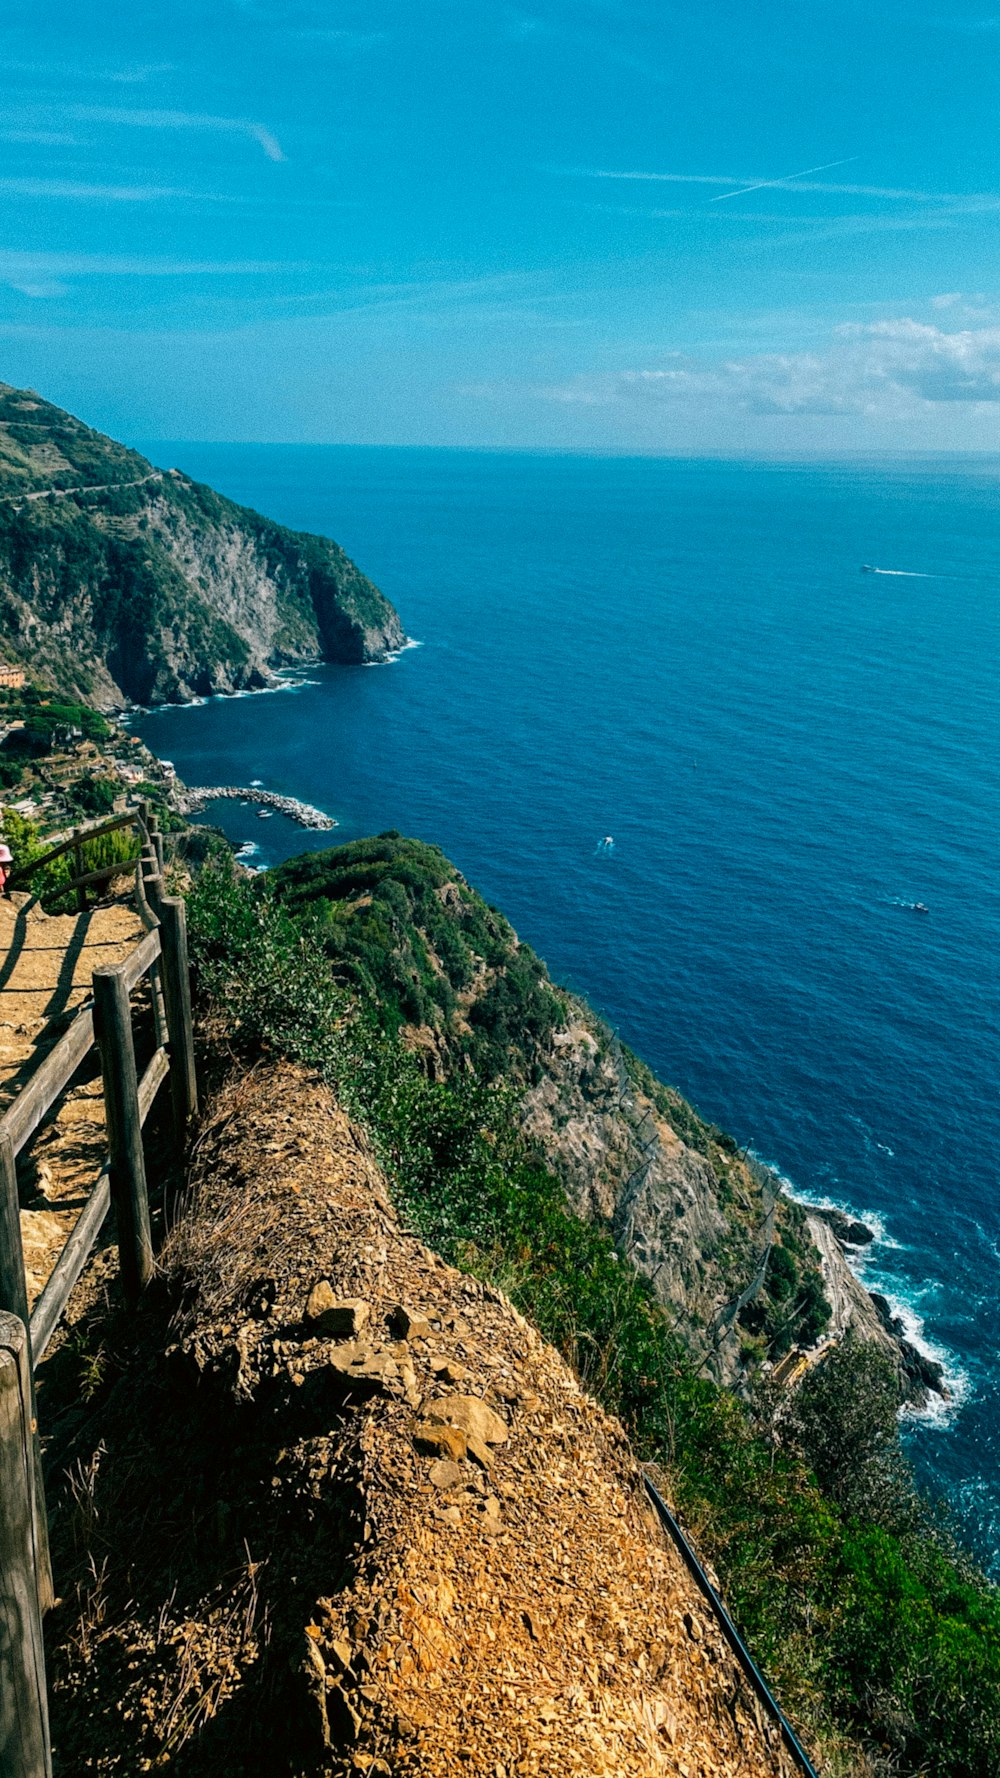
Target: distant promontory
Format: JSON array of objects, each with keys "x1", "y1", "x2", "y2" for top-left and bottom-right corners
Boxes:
[{"x1": 0, "y1": 382, "x2": 406, "y2": 707}]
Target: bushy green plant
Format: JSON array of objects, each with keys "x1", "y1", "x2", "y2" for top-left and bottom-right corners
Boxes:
[
  {"x1": 272, "y1": 833, "x2": 566, "y2": 1080},
  {"x1": 1, "y1": 805, "x2": 140, "y2": 911},
  {"x1": 70, "y1": 774, "x2": 118, "y2": 817}
]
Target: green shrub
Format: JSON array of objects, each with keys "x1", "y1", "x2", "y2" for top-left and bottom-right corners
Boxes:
[
  {"x1": 70, "y1": 774, "x2": 118, "y2": 817},
  {"x1": 1, "y1": 805, "x2": 140, "y2": 911}
]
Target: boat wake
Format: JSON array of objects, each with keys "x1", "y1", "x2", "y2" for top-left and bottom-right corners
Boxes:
[{"x1": 861, "y1": 565, "x2": 932, "y2": 577}]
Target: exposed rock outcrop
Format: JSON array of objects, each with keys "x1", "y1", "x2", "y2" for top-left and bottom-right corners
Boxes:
[{"x1": 521, "y1": 1020, "x2": 760, "y2": 1375}]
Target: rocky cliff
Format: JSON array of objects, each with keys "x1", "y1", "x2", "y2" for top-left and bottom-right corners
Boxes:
[
  {"x1": 271, "y1": 835, "x2": 831, "y2": 1386},
  {"x1": 0, "y1": 382, "x2": 405, "y2": 706}
]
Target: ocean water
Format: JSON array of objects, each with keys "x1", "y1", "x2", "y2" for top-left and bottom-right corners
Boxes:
[{"x1": 133, "y1": 446, "x2": 1000, "y2": 1567}]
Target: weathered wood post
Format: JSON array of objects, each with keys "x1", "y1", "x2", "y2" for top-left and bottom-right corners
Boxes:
[
  {"x1": 0, "y1": 1311, "x2": 53, "y2": 1778},
  {"x1": 141, "y1": 846, "x2": 163, "y2": 917},
  {"x1": 139, "y1": 851, "x2": 169, "y2": 1046},
  {"x1": 0, "y1": 1139, "x2": 52, "y2": 1616},
  {"x1": 93, "y1": 965, "x2": 153, "y2": 1307},
  {"x1": 158, "y1": 897, "x2": 198, "y2": 1146},
  {"x1": 147, "y1": 812, "x2": 165, "y2": 878},
  {"x1": 0, "y1": 1134, "x2": 28, "y2": 1331},
  {"x1": 71, "y1": 829, "x2": 85, "y2": 913}
]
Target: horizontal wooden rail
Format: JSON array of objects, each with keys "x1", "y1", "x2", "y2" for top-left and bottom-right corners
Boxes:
[
  {"x1": 7, "y1": 808, "x2": 144, "y2": 887},
  {"x1": 28, "y1": 1175, "x2": 110, "y2": 1364},
  {"x1": 61, "y1": 856, "x2": 141, "y2": 896},
  {"x1": 118, "y1": 927, "x2": 161, "y2": 997},
  {"x1": 0, "y1": 932, "x2": 162, "y2": 1167},
  {"x1": 0, "y1": 1004, "x2": 95, "y2": 1161},
  {"x1": 28, "y1": 1044, "x2": 169, "y2": 1363},
  {"x1": 138, "y1": 1046, "x2": 170, "y2": 1122}
]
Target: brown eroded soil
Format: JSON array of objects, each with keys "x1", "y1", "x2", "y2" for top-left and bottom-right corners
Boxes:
[
  {"x1": 46, "y1": 1061, "x2": 801, "y2": 1778},
  {"x1": 0, "y1": 889, "x2": 142, "y2": 1304}
]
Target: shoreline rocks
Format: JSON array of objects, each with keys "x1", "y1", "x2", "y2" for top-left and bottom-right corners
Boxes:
[
  {"x1": 175, "y1": 784, "x2": 337, "y2": 830},
  {"x1": 811, "y1": 1205, "x2": 876, "y2": 1247}
]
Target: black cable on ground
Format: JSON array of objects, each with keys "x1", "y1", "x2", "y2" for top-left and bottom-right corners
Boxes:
[{"x1": 643, "y1": 1475, "x2": 820, "y2": 1778}]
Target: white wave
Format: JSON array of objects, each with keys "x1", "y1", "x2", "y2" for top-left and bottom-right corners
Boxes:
[
  {"x1": 884, "y1": 1293, "x2": 972, "y2": 1424},
  {"x1": 362, "y1": 636, "x2": 423, "y2": 667},
  {"x1": 867, "y1": 567, "x2": 933, "y2": 577},
  {"x1": 760, "y1": 1158, "x2": 898, "y2": 1249},
  {"x1": 759, "y1": 1156, "x2": 968, "y2": 1411}
]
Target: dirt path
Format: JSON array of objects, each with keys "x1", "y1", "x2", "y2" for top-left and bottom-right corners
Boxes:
[
  {"x1": 44, "y1": 1060, "x2": 800, "y2": 1777},
  {"x1": 0, "y1": 891, "x2": 143, "y2": 1304},
  {"x1": 0, "y1": 471, "x2": 162, "y2": 506}
]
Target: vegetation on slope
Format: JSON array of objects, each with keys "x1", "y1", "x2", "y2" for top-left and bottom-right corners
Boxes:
[
  {"x1": 187, "y1": 852, "x2": 1000, "y2": 1778},
  {"x1": 272, "y1": 835, "x2": 830, "y2": 1362}
]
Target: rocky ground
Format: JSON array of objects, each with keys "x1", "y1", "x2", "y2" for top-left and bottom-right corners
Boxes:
[{"x1": 45, "y1": 1061, "x2": 803, "y2": 1778}]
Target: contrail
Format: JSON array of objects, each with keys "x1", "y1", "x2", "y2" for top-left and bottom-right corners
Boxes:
[{"x1": 709, "y1": 156, "x2": 860, "y2": 202}]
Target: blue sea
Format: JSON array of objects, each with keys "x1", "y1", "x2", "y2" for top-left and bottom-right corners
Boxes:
[{"x1": 133, "y1": 446, "x2": 1000, "y2": 1568}]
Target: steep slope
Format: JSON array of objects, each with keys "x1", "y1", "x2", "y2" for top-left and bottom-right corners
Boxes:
[
  {"x1": 271, "y1": 835, "x2": 832, "y2": 1384},
  {"x1": 46, "y1": 1061, "x2": 800, "y2": 1777},
  {"x1": 0, "y1": 382, "x2": 405, "y2": 705}
]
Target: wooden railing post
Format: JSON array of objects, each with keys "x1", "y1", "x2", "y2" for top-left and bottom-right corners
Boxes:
[
  {"x1": 0, "y1": 1139, "x2": 51, "y2": 1615},
  {"x1": 0, "y1": 1133, "x2": 28, "y2": 1329},
  {"x1": 158, "y1": 897, "x2": 198, "y2": 1145},
  {"x1": 0, "y1": 1311, "x2": 52, "y2": 1778},
  {"x1": 93, "y1": 967, "x2": 153, "y2": 1307},
  {"x1": 141, "y1": 846, "x2": 163, "y2": 919},
  {"x1": 147, "y1": 812, "x2": 165, "y2": 877},
  {"x1": 71, "y1": 829, "x2": 85, "y2": 913}
]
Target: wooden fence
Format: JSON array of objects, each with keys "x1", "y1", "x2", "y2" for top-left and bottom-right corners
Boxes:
[{"x1": 0, "y1": 804, "x2": 197, "y2": 1778}]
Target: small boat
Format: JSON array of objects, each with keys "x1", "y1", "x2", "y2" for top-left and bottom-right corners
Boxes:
[
  {"x1": 913, "y1": 902, "x2": 929, "y2": 914},
  {"x1": 861, "y1": 564, "x2": 875, "y2": 573},
  {"x1": 257, "y1": 809, "x2": 274, "y2": 820}
]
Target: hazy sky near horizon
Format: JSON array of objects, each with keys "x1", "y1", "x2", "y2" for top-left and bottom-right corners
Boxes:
[{"x1": 1, "y1": 1, "x2": 999, "y2": 451}]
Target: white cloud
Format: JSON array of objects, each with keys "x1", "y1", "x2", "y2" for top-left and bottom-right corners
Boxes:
[
  {"x1": 0, "y1": 179, "x2": 191, "y2": 202},
  {"x1": 514, "y1": 317, "x2": 1000, "y2": 419},
  {"x1": 0, "y1": 129, "x2": 77, "y2": 145},
  {"x1": 7, "y1": 280, "x2": 69, "y2": 300},
  {"x1": 0, "y1": 250, "x2": 303, "y2": 285},
  {"x1": 65, "y1": 106, "x2": 286, "y2": 162}
]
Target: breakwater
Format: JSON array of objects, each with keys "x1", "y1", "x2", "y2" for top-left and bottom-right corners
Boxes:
[{"x1": 176, "y1": 786, "x2": 337, "y2": 830}]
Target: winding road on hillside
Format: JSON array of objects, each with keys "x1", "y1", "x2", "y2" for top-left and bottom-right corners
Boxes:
[{"x1": 0, "y1": 470, "x2": 164, "y2": 505}]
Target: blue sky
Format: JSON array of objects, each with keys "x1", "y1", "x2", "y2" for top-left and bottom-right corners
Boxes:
[{"x1": 1, "y1": 0, "x2": 999, "y2": 451}]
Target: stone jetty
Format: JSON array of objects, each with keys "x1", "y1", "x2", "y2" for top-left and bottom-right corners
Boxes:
[{"x1": 177, "y1": 786, "x2": 337, "y2": 830}]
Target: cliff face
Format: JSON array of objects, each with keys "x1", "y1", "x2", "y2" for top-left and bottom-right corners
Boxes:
[
  {"x1": 0, "y1": 383, "x2": 405, "y2": 706},
  {"x1": 271, "y1": 835, "x2": 830, "y2": 1384}
]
